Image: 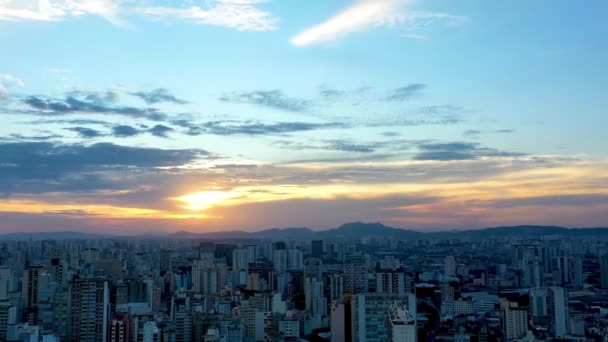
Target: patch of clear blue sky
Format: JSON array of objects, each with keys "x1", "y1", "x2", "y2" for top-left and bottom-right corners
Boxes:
[{"x1": 0, "y1": 0, "x2": 606, "y2": 158}]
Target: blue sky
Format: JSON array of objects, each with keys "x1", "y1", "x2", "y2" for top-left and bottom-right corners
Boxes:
[{"x1": 0, "y1": 0, "x2": 607, "y2": 233}]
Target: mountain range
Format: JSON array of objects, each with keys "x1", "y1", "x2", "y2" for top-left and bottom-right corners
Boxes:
[{"x1": 3, "y1": 222, "x2": 608, "y2": 240}]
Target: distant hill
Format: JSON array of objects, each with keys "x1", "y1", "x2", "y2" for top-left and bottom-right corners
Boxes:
[
  {"x1": 0, "y1": 231, "x2": 108, "y2": 240},
  {"x1": 169, "y1": 223, "x2": 608, "y2": 240},
  {"x1": 318, "y1": 222, "x2": 422, "y2": 240},
  {"x1": 3, "y1": 224, "x2": 608, "y2": 241}
]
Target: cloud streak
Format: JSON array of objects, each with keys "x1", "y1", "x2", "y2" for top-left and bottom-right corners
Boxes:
[
  {"x1": 220, "y1": 90, "x2": 310, "y2": 112},
  {"x1": 19, "y1": 91, "x2": 168, "y2": 120},
  {"x1": 386, "y1": 83, "x2": 426, "y2": 101},
  {"x1": 290, "y1": 0, "x2": 410, "y2": 47},
  {"x1": 137, "y1": 0, "x2": 278, "y2": 32},
  {"x1": 0, "y1": 73, "x2": 24, "y2": 99},
  {"x1": 290, "y1": 0, "x2": 467, "y2": 47},
  {"x1": 129, "y1": 88, "x2": 188, "y2": 105},
  {"x1": 0, "y1": 0, "x2": 124, "y2": 26},
  {"x1": 0, "y1": 0, "x2": 277, "y2": 31},
  {"x1": 181, "y1": 120, "x2": 347, "y2": 136}
]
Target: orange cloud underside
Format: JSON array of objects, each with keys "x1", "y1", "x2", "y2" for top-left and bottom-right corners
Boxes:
[{"x1": 1, "y1": 158, "x2": 607, "y2": 225}]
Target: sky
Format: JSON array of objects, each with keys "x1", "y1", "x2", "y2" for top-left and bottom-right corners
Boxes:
[{"x1": 0, "y1": 0, "x2": 607, "y2": 234}]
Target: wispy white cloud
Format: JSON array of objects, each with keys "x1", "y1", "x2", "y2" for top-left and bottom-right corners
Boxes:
[
  {"x1": 0, "y1": 0, "x2": 124, "y2": 26},
  {"x1": 136, "y1": 0, "x2": 277, "y2": 32},
  {"x1": 0, "y1": 73, "x2": 24, "y2": 99},
  {"x1": 0, "y1": 0, "x2": 277, "y2": 31},
  {"x1": 290, "y1": 0, "x2": 467, "y2": 47}
]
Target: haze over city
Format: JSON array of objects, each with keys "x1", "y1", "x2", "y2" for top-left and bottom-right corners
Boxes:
[{"x1": 1, "y1": 0, "x2": 607, "y2": 234}]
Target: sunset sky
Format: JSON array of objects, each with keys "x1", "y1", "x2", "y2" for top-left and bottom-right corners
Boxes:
[{"x1": 0, "y1": 0, "x2": 607, "y2": 234}]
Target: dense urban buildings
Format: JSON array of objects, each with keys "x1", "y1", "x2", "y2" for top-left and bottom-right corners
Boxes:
[{"x1": 1, "y1": 224, "x2": 608, "y2": 341}]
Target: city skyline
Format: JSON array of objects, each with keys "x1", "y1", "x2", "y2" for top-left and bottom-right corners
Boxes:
[{"x1": 1, "y1": 0, "x2": 607, "y2": 233}]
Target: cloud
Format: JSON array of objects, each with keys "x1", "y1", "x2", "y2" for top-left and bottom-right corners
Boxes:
[
  {"x1": 1, "y1": 133, "x2": 63, "y2": 141},
  {"x1": 183, "y1": 120, "x2": 347, "y2": 136},
  {"x1": 318, "y1": 86, "x2": 346, "y2": 101},
  {"x1": 385, "y1": 83, "x2": 426, "y2": 101},
  {"x1": 0, "y1": 0, "x2": 276, "y2": 31},
  {"x1": 67, "y1": 124, "x2": 174, "y2": 138},
  {"x1": 273, "y1": 138, "x2": 414, "y2": 154},
  {"x1": 134, "y1": 0, "x2": 278, "y2": 31},
  {"x1": 32, "y1": 118, "x2": 111, "y2": 126},
  {"x1": 19, "y1": 91, "x2": 168, "y2": 120},
  {"x1": 0, "y1": 141, "x2": 208, "y2": 194},
  {"x1": 220, "y1": 90, "x2": 310, "y2": 112},
  {"x1": 289, "y1": 0, "x2": 467, "y2": 47},
  {"x1": 129, "y1": 88, "x2": 188, "y2": 105},
  {"x1": 148, "y1": 124, "x2": 174, "y2": 138},
  {"x1": 112, "y1": 125, "x2": 140, "y2": 137},
  {"x1": 0, "y1": 73, "x2": 24, "y2": 99},
  {"x1": 290, "y1": 0, "x2": 410, "y2": 47},
  {"x1": 273, "y1": 139, "x2": 377, "y2": 153},
  {"x1": 463, "y1": 129, "x2": 482, "y2": 138},
  {"x1": 66, "y1": 126, "x2": 104, "y2": 138},
  {"x1": 463, "y1": 129, "x2": 515, "y2": 138},
  {"x1": 413, "y1": 142, "x2": 523, "y2": 161},
  {"x1": 486, "y1": 194, "x2": 608, "y2": 209},
  {"x1": 0, "y1": 0, "x2": 124, "y2": 26}
]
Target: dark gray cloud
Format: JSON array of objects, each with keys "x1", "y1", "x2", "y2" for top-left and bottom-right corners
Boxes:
[
  {"x1": 386, "y1": 83, "x2": 427, "y2": 101},
  {"x1": 364, "y1": 115, "x2": 462, "y2": 127},
  {"x1": 0, "y1": 142, "x2": 208, "y2": 194},
  {"x1": 486, "y1": 194, "x2": 608, "y2": 209},
  {"x1": 112, "y1": 125, "x2": 140, "y2": 137},
  {"x1": 66, "y1": 127, "x2": 104, "y2": 138},
  {"x1": 463, "y1": 129, "x2": 482, "y2": 137},
  {"x1": 20, "y1": 91, "x2": 167, "y2": 121},
  {"x1": 273, "y1": 140, "x2": 376, "y2": 153},
  {"x1": 414, "y1": 142, "x2": 523, "y2": 161},
  {"x1": 360, "y1": 105, "x2": 464, "y2": 127},
  {"x1": 219, "y1": 90, "x2": 310, "y2": 112},
  {"x1": 67, "y1": 124, "x2": 174, "y2": 139},
  {"x1": 319, "y1": 88, "x2": 346, "y2": 100},
  {"x1": 1, "y1": 133, "x2": 64, "y2": 141},
  {"x1": 272, "y1": 138, "x2": 417, "y2": 155},
  {"x1": 26, "y1": 119, "x2": 112, "y2": 126},
  {"x1": 463, "y1": 129, "x2": 515, "y2": 138},
  {"x1": 181, "y1": 120, "x2": 347, "y2": 136},
  {"x1": 129, "y1": 88, "x2": 188, "y2": 105},
  {"x1": 148, "y1": 124, "x2": 174, "y2": 138},
  {"x1": 417, "y1": 105, "x2": 464, "y2": 115}
]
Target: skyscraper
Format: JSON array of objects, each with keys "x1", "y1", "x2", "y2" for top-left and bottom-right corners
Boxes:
[
  {"x1": 600, "y1": 254, "x2": 608, "y2": 288},
  {"x1": 548, "y1": 286, "x2": 569, "y2": 338},
  {"x1": 0, "y1": 267, "x2": 13, "y2": 301},
  {"x1": 110, "y1": 314, "x2": 131, "y2": 342},
  {"x1": 351, "y1": 293, "x2": 415, "y2": 342},
  {"x1": 171, "y1": 291, "x2": 192, "y2": 342},
  {"x1": 311, "y1": 240, "x2": 324, "y2": 259},
  {"x1": 444, "y1": 256, "x2": 456, "y2": 277},
  {"x1": 22, "y1": 265, "x2": 45, "y2": 309},
  {"x1": 330, "y1": 297, "x2": 352, "y2": 342},
  {"x1": 501, "y1": 302, "x2": 528, "y2": 340},
  {"x1": 198, "y1": 242, "x2": 215, "y2": 261},
  {"x1": 0, "y1": 302, "x2": 17, "y2": 341},
  {"x1": 68, "y1": 278, "x2": 110, "y2": 342},
  {"x1": 530, "y1": 287, "x2": 548, "y2": 318},
  {"x1": 388, "y1": 302, "x2": 416, "y2": 342},
  {"x1": 345, "y1": 254, "x2": 367, "y2": 294},
  {"x1": 142, "y1": 321, "x2": 160, "y2": 342},
  {"x1": 305, "y1": 278, "x2": 327, "y2": 316},
  {"x1": 232, "y1": 248, "x2": 249, "y2": 272},
  {"x1": 376, "y1": 269, "x2": 407, "y2": 295}
]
